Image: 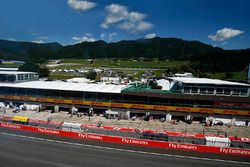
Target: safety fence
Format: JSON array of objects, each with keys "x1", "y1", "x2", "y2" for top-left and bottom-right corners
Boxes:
[{"x1": 0, "y1": 122, "x2": 250, "y2": 157}]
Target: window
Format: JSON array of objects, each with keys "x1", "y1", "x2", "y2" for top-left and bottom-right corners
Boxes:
[
  {"x1": 184, "y1": 86, "x2": 191, "y2": 93},
  {"x1": 199, "y1": 88, "x2": 206, "y2": 94},
  {"x1": 191, "y1": 87, "x2": 198, "y2": 94}
]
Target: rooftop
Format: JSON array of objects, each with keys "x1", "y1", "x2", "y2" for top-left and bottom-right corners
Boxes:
[
  {"x1": 0, "y1": 68, "x2": 19, "y2": 71},
  {"x1": 169, "y1": 77, "x2": 249, "y2": 87},
  {"x1": 0, "y1": 80, "x2": 127, "y2": 94},
  {"x1": 0, "y1": 71, "x2": 37, "y2": 75}
]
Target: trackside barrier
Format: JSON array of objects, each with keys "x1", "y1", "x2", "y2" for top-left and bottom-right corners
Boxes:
[
  {"x1": 1, "y1": 116, "x2": 250, "y2": 142},
  {"x1": 1, "y1": 122, "x2": 250, "y2": 157},
  {"x1": 1, "y1": 116, "x2": 250, "y2": 143},
  {"x1": 81, "y1": 123, "x2": 250, "y2": 142}
]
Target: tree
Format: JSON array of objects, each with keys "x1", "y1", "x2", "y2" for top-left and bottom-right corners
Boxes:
[
  {"x1": 85, "y1": 71, "x2": 97, "y2": 80},
  {"x1": 39, "y1": 67, "x2": 50, "y2": 78},
  {"x1": 225, "y1": 72, "x2": 233, "y2": 79},
  {"x1": 18, "y1": 62, "x2": 40, "y2": 72},
  {"x1": 148, "y1": 80, "x2": 162, "y2": 89},
  {"x1": 18, "y1": 62, "x2": 50, "y2": 78}
]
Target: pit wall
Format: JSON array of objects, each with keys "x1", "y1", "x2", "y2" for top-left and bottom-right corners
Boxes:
[{"x1": 1, "y1": 122, "x2": 250, "y2": 157}]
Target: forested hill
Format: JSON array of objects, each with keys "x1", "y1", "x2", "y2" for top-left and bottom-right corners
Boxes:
[
  {"x1": 0, "y1": 37, "x2": 225, "y2": 60},
  {"x1": 57, "y1": 38, "x2": 224, "y2": 60},
  {"x1": 0, "y1": 37, "x2": 249, "y2": 73},
  {"x1": 0, "y1": 39, "x2": 62, "y2": 63}
]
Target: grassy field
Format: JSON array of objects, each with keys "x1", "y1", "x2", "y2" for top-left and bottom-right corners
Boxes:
[
  {"x1": 47, "y1": 59, "x2": 248, "y2": 81},
  {"x1": 0, "y1": 63, "x2": 22, "y2": 68},
  {"x1": 56, "y1": 59, "x2": 189, "y2": 69},
  {"x1": 208, "y1": 72, "x2": 247, "y2": 81}
]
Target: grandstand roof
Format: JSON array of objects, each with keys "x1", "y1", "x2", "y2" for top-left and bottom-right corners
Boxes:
[
  {"x1": 169, "y1": 77, "x2": 249, "y2": 86},
  {"x1": 0, "y1": 68, "x2": 18, "y2": 71},
  {"x1": 0, "y1": 71, "x2": 37, "y2": 75},
  {"x1": 0, "y1": 80, "x2": 126, "y2": 93}
]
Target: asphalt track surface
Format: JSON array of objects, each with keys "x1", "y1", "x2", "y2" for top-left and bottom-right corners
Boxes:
[{"x1": 0, "y1": 128, "x2": 249, "y2": 167}]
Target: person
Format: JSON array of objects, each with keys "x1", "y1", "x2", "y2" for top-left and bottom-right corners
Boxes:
[{"x1": 97, "y1": 121, "x2": 102, "y2": 127}]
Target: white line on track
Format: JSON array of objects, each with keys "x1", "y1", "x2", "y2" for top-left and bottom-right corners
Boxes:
[{"x1": 1, "y1": 132, "x2": 250, "y2": 165}]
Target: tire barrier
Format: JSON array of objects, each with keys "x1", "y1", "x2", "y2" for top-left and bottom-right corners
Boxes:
[{"x1": 1, "y1": 122, "x2": 250, "y2": 157}]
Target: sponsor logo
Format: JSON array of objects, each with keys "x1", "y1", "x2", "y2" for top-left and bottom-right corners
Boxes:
[
  {"x1": 122, "y1": 138, "x2": 149, "y2": 145},
  {"x1": 168, "y1": 143, "x2": 198, "y2": 150},
  {"x1": 176, "y1": 107, "x2": 191, "y2": 111},
  {"x1": 131, "y1": 104, "x2": 145, "y2": 108},
  {"x1": 91, "y1": 102, "x2": 103, "y2": 106},
  {"x1": 199, "y1": 109, "x2": 213, "y2": 113},
  {"x1": 20, "y1": 96, "x2": 29, "y2": 101},
  {"x1": 53, "y1": 99, "x2": 65, "y2": 103},
  {"x1": 0, "y1": 123, "x2": 21, "y2": 129},
  {"x1": 5, "y1": 95, "x2": 14, "y2": 99},
  {"x1": 38, "y1": 128, "x2": 60, "y2": 135},
  {"x1": 72, "y1": 100, "x2": 83, "y2": 104},
  {"x1": 78, "y1": 133, "x2": 103, "y2": 140},
  {"x1": 37, "y1": 98, "x2": 47, "y2": 102},
  {"x1": 220, "y1": 148, "x2": 250, "y2": 155},
  {"x1": 111, "y1": 103, "x2": 124, "y2": 108},
  {"x1": 153, "y1": 105, "x2": 167, "y2": 110},
  {"x1": 222, "y1": 110, "x2": 238, "y2": 114}
]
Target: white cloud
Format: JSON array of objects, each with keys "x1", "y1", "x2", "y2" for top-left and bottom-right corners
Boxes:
[
  {"x1": 108, "y1": 32, "x2": 117, "y2": 41},
  {"x1": 145, "y1": 33, "x2": 156, "y2": 39},
  {"x1": 72, "y1": 34, "x2": 96, "y2": 43},
  {"x1": 208, "y1": 28, "x2": 244, "y2": 41},
  {"x1": 8, "y1": 38, "x2": 17, "y2": 41},
  {"x1": 135, "y1": 21, "x2": 153, "y2": 32},
  {"x1": 101, "y1": 4, "x2": 153, "y2": 33},
  {"x1": 68, "y1": 0, "x2": 96, "y2": 11},
  {"x1": 32, "y1": 40, "x2": 45, "y2": 44},
  {"x1": 100, "y1": 33, "x2": 106, "y2": 39}
]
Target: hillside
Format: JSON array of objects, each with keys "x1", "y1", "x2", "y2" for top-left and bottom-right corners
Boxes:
[
  {"x1": 57, "y1": 37, "x2": 224, "y2": 60},
  {"x1": 0, "y1": 38, "x2": 249, "y2": 73},
  {"x1": 0, "y1": 37, "x2": 224, "y2": 60},
  {"x1": 0, "y1": 39, "x2": 62, "y2": 62}
]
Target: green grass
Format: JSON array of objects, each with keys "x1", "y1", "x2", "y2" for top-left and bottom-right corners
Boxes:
[
  {"x1": 0, "y1": 64, "x2": 22, "y2": 68},
  {"x1": 208, "y1": 72, "x2": 247, "y2": 81},
  {"x1": 56, "y1": 59, "x2": 189, "y2": 69}
]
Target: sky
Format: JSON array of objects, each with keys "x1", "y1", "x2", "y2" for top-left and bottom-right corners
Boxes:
[{"x1": 0, "y1": 0, "x2": 249, "y2": 49}]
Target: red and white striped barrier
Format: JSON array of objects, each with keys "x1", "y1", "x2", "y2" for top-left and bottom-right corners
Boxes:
[{"x1": 1, "y1": 122, "x2": 250, "y2": 157}]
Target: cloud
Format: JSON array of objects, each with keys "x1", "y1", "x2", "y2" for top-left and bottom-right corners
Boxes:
[
  {"x1": 8, "y1": 38, "x2": 17, "y2": 41},
  {"x1": 72, "y1": 33, "x2": 96, "y2": 43},
  {"x1": 108, "y1": 32, "x2": 117, "y2": 41},
  {"x1": 32, "y1": 40, "x2": 45, "y2": 44},
  {"x1": 101, "y1": 4, "x2": 153, "y2": 33},
  {"x1": 100, "y1": 33, "x2": 106, "y2": 39},
  {"x1": 208, "y1": 28, "x2": 244, "y2": 41},
  {"x1": 68, "y1": 0, "x2": 96, "y2": 11},
  {"x1": 145, "y1": 33, "x2": 156, "y2": 39}
]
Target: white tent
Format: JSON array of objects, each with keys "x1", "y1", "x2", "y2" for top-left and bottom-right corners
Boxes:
[
  {"x1": 205, "y1": 136, "x2": 230, "y2": 147},
  {"x1": 62, "y1": 122, "x2": 82, "y2": 132}
]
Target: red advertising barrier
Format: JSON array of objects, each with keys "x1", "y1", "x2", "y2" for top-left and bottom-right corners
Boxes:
[
  {"x1": 1, "y1": 122, "x2": 250, "y2": 157},
  {"x1": 1, "y1": 116, "x2": 250, "y2": 142}
]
